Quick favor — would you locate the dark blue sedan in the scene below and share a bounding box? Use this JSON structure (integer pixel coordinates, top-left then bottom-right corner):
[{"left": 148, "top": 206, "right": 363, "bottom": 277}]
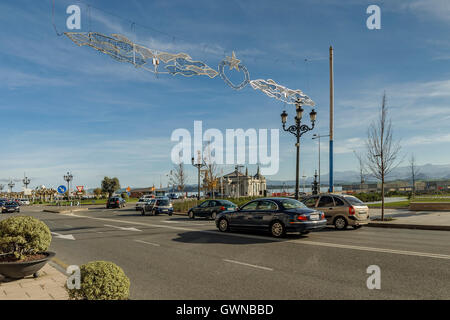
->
[
  {"left": 1, "top": 201, "right": 20, "bottom": 213},
  {"left": 215, "top": 197, "right": 326, "bottom": 237}
]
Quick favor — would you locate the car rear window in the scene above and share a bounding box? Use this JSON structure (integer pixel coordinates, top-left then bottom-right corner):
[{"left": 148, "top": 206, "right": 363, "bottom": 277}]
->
[
  {"left": 219, "top": 200, "right": 236, "bottom": 207},
  {"left": 344, "top": 196, "right": 364, "bottom": 205},
  {"left": 280, "top": 199, "right": 307, "bottom": 209}
]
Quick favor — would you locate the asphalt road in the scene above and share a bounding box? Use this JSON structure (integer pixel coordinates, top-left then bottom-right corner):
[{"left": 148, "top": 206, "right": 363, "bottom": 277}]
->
[{"left": 2, "top": 205, "right": 449, "bottom": 299}]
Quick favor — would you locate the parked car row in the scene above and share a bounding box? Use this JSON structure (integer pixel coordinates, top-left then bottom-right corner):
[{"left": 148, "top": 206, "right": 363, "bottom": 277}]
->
[
  {"left": 107, "top": 193, "right": 370, "bottom": 238},
  {"left": 0, "top": 198, "right": 30, "bottom": 206},
  {"left": 194, "top": 194, "right": 369, "bottom": 237}
]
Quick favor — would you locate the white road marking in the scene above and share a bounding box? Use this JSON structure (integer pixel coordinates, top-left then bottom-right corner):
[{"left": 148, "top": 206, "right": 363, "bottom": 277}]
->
[
  {"left": 287, "top": 240, "right": 450, "bottom": 260},
  {"left": 134, "top": 239, "right": 160, "bottom": 247},
  {"left": 164, "top": 220, "right": 211, "bottom": 226},
  {"left": 51, "top": 232, "right": 75, "bottom": 240},
  {"left": 104, "top": 224, "right": 142, "bottom": 232},
  {"left": 223, "top": 259, "right": 273, "bottom": 271},
  {"left": 64, "top": 225, "right": 73, "bottom": 228},
  {"left": 66, "top": 213, "right": 450, "bottom": 260}
]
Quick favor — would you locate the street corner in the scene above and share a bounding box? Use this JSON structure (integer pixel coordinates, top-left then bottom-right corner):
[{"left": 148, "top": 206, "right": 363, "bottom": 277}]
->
[{"left": 0, "top": 264, "right": 69, "bottom": 300}]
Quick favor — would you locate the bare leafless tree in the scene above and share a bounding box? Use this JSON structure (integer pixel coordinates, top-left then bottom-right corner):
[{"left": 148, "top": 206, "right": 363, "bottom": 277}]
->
[
  {"left": 169, "top": 158, "right": 188, "bottom": 198},
  {"left": 353, "top": 150, "right": 366, "bottom": 192},
  {"left": 366, "top": 93, "right": 402, "bottom": 220},
  {"left": 409, "top": 154, "right": 420, "bottom": 198},
  {"left": 202, "top": 141, "right": 219, "bottom": 199}
]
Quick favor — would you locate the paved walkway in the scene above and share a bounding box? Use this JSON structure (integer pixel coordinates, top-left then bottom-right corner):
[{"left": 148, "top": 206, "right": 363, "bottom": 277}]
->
[
  {"left": 0, "top": 263, "right": 68, "bottom": 300},
  {"left": 368, "top": 208, "right": 450, "bottom": 231}
]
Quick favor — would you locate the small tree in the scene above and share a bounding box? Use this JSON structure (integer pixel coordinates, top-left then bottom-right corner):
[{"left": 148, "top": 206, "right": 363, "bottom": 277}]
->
[
  {"left": 353, "top": 150, "right": 367, "bottom": 192},
  {"left": 366, "top": 93, "right": 402, "bottom": 221},
  {"left": 169, "top": 160, "right": 188, "bottom": 197},
  {"left": 202, "top": 142, "right": 219, "bottom": 199},
  {"left": 410, "top": 154, "right": 420, "bottom": 198},
  {"left": 101, "top": 177, "right": 121, "bottom": 199},
  {"left": 93, "top": 188, "right": 103, "bottom": 199}
]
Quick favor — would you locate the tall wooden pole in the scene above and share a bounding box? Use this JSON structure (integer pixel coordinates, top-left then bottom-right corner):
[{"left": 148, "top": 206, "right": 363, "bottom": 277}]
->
[{"left": 329, "top": 46, "right": 334, "bottom": 193}]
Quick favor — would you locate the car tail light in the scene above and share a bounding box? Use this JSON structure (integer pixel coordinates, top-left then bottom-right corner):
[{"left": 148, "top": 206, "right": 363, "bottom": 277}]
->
[
  {"left": 220, "top": 206, "right": 225, "bottom": 211},
  {"left": 297, "top": 215, "right": 308, "bottom": 221},
  {"left": 116, "top": 200, "right": 120, "bottom": 204},
  {"left": 321, "top": 212, "right": 325, "bottom": 219},
  {"left": 349, "top": 206, "right": 355, "bottom": 215}
]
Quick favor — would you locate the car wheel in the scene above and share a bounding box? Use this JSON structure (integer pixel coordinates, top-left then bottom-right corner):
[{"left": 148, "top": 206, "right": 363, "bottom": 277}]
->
[
  {"left": 218, "top": 218, "right": 229, "bottom": 232},
  {"left": 211, "top": 211, "right": 217, "bottom": 220},
  {"left": 168, "top": 212, "right": 173, "bottom": 216},
  {"left": 270, "top": 221, "right": 286, "bottom": 238},
  {"left": 334, "top": 217, "right": 348, "bottom": 230},
  {"left": 150, "top": 209, "right": 155, "bottom": 216},
  {"left": 188, "top": 211, "right": 194, "bottom": 219},
  {"left": 141, "top": 209, "right": 145, "bottom": 216}
]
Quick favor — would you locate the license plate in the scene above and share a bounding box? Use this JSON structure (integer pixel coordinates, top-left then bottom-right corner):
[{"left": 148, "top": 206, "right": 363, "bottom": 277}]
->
[{"left": 310, "top": 214, "right": 319, "bottom": 220}]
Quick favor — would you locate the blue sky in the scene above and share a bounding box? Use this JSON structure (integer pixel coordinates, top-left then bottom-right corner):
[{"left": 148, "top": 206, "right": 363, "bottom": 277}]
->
[{"left": 1, "top": 0, "right": 450, "bottom": 190}]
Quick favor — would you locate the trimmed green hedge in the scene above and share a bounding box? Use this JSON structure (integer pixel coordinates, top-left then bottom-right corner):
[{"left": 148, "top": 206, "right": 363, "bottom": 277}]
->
[
  {"left": 0, "top": 216, "right": 52, "bottom": 260},
  {"left": 66, "top": 261, "right": 130, "bottom": 300}
]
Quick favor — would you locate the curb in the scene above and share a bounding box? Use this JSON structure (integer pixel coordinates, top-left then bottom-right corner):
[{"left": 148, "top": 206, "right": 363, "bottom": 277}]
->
[
  {"left": 42, "top": 208, "right": 89, "bottom": 214},
  {"left": 367, "top": 222, "right": 450, "bottom": 231}
]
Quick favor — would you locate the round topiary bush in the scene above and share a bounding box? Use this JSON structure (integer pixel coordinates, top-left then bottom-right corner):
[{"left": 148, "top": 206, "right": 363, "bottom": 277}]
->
[
  {"left": 67, "top": 261, "right": 130, "bottom": 300},
  {"left": 0, "top": 216, "right": 52, "bottom": 260}
]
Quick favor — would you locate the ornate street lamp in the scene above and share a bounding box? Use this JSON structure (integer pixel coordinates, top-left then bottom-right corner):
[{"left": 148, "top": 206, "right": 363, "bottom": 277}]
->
[
  {"left": 191, "top": 151, "right": 206, "bottom": 200},
  {"left": 64, "top": 171, "right": 73, "bottom": 200},
  {"left": 23, "top": 176, "right": 31, "bottom": 189},
  {"left": 8, "top": 179, "right": 15, "bottom": 194},
  {"left": 281, "top": 99, "right": 317, "bottom": 200}
]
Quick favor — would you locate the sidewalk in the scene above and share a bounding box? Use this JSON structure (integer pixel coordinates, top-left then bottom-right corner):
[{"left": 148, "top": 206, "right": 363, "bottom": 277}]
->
[
  {"left": 0, "top": 262, "right": 68, "bottom": 300},
  {"left": 368, "top": 209, "right": 450, "bottom": 231}
]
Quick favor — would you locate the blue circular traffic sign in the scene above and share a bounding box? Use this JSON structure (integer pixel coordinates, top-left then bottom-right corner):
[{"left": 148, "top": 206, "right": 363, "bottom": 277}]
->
[{"left": 57, "top": 185, "right": 67, "bottom": 194}]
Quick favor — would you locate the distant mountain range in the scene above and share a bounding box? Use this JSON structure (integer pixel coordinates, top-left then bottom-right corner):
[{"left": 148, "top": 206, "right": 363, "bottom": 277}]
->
[
  {"left": 85, "top": 163, "right": 450, "bottom": 193},
  {"left": 267, "top": 163, "right": 450, "bottom": 186}
]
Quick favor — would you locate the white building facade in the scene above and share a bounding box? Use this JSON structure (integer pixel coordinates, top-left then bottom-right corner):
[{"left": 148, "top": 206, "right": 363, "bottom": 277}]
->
[{"left": 222, "top": 166, "right": 267, "bottom": 197}]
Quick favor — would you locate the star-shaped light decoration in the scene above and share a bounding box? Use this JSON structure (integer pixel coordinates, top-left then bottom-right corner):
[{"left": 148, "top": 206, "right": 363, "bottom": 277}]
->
[{"left": 226, "top": 51, "right": 241, "bottom": 71}]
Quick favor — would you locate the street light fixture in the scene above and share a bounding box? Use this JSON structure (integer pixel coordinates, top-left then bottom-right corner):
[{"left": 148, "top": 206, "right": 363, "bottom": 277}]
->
[
  {"left": 64, "top": 171, "right": 73, "bottom": 200},
  {"left": 281, "top": 99, "right": 317, "bottom": 200},
  {"left": 8, "top": 179, "right": 15, "bottom": 195},
  {"left": 191, "top": 151, "right": 206, "bottom": 200},
  {"left": 312, "top": 133, "right": 330, "bottom": 192}
]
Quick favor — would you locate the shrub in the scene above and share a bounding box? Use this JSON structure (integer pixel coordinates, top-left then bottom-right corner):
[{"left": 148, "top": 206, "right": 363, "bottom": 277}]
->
[
  {"left": 0, "top": 216, "right": 52, "bottom": 260},
  {"left": 67, "top": 261, "right": 130, "bottom": 300}
]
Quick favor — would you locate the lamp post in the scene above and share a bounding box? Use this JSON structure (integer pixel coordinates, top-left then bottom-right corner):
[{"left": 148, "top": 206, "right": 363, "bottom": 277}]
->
[
  {"left": 281, "top": 99, "right": 317, "bottom": 200},
  {"left": 312, "top": 133, "right": 329, "bottom": 193},
  {"left": 191, "top": 150, "right": 206, "bottom": 200},
  {"left": 22, "top": 176, "right": 31, "bottom": 199},
  {"left": 64, "top": 171, "right": 73, "bottom": 200},
  {"left": 235, "top": 165, "right": 244, "bottom": 198},
  {"left": 8, "top": 180, "right": 15, "bottom": 196}
]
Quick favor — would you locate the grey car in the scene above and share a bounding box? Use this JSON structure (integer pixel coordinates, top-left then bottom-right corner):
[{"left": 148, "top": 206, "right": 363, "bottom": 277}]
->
[
  {"left": 301, "top": 194, "right": 369, "bottom": 230},
  {"left": 215, "top": 197, "right": 327, "bottom": 237}
]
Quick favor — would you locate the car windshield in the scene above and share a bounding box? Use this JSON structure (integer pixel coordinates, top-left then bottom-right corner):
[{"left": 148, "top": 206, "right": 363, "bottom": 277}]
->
[
  {"left": 280, "top": 199, "right": 307, "bottom": 209},
  {"left": 344, "top": 196, "right": 365, "bottom": 205},
  {"left": 157, "top": 199, "right": 170, "bottom": 206}
]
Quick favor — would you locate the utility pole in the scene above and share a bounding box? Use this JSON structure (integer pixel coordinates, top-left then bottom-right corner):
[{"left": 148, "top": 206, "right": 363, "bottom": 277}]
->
[{"left": 329, "top": 46, "right": 334, "bottom": 193}]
